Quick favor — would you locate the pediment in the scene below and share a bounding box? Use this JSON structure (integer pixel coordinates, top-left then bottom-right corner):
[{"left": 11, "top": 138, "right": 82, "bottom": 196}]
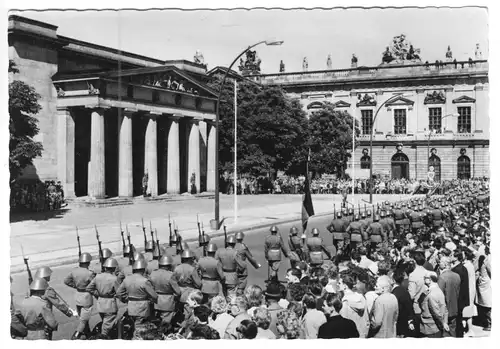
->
[
  {"left": 307, "top": 101, "right": 324, "bottom": 109},
  {"left": 333, "top": 100, "right": 351, "bottom": 108},
  {"left": 356, "top": 93, "right": 377, "bottom": 107},
  {"left": 386, "top": 95, "right": 415, "bottom": 107},
  {"left": 453, "top": 95, "right": 476, "bottom": 104}
]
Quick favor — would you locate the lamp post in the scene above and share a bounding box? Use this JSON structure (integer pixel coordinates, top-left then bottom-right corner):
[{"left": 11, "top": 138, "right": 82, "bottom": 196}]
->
[{"left": 213, "top": 40, "right": 284, "bottom": 230}]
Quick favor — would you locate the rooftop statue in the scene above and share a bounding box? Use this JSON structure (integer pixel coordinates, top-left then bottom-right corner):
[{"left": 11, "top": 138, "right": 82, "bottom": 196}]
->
[
  {"left": 326, "top": 54, "right": 332, "bottom": 69},
  {"left": 475, "top": 43, "right": 483, "bottom": 60},
  {"left": 351, "top": 53, "right": 358, "bottom": 68},
  {"left": 238, "top": 49, "right": 262, "bottom": 75},
  {"left": 303, "top": 57, "right": 308, "bottom": 72},
  {"left": 194, "top": 49, "right": 205, "bottom": 65},
  {"left": 445, "top": 45, "right": 453, "bottom": 61},
  {"left": 382, "top": 34, "right": 421, "bottom": 64},
  {"left": 279, "top": 60, "right": 285, "bottom": 73}
]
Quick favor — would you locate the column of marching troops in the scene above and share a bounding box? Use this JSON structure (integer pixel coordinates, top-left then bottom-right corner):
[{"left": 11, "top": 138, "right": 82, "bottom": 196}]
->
[{"left": 10, "top": 184, "right": 490, "bottom": 340}]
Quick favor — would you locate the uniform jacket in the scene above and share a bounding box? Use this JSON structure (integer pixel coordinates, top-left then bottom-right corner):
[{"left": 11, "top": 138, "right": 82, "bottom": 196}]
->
[
  {"left": 346, "top": 221, "right": 368, "bottom": 241},
  {"left": 19, "top": 295, "right": 58, "bottom": 333},
  {"left": 171, "top": 263, "right": 202, "bottom": 302},
  {"left": 215, "top": 247, "right": 245, "bottom": 285},
  {"left": 86, "top": 271, "right": 120, "bottom": 314},
  {"left": 304, "top": 236, "right": 331, "bottom": 260},
  {"left": 264, "top": 234, "right": 289, "bottom": 261},
  {"left": 116, "top": 273, "right": 158, "bottom": 317},
  {"left": 366, "top": 222, "right": 387, "bottom": 241},
  {"left": 235, "top": 242, "right": 260, "bottom": 270},
  {"left": 369, "top": 292, "right": 399, "bottom": 338},
  {"left": 43, "top": 286, "right": 73, "bottom": 317},
  {"left": 64, "top": 266, "right": 95, "bottom": 307},
  {"left": 149, "top": 268, "right": 179, "bottom": 312},
  {"left": 437, "top": 270, "right": 461, "bottom": 318},
  {"left": 146, "top": 259, "right": 159, "bottom": 276},
  {"left": 196, "top": 256, "right": 225, "bottom": 295}
]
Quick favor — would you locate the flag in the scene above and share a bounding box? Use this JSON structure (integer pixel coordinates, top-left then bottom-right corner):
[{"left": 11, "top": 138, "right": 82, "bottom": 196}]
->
[{"left": 302, "top": 175, "right": 315, "bottom": 232}]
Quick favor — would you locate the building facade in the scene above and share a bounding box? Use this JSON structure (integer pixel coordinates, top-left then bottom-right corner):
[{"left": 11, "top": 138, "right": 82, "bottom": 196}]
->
[
  {"left": 257, "top": 58, "right": 489, "bottom": 181},
  {"left": 8, "top": 15, "right": 217, "bottom": 199}
]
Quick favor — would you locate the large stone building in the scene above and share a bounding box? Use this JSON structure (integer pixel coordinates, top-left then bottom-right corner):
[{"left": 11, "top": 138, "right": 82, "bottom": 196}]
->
[
  {"left": 8, "top": 15, "right": 217, "bottom": 199},
  {"left": 257, "top": 52, "right": 489, "bottom": 181}
]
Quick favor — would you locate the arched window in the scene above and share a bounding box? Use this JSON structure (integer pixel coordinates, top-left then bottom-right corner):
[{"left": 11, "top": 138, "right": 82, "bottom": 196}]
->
[
  {"left": 457, "top": 155, "right": 471, "bottom": 179},
  {"left": 391, "top": 153, "right": 410, "bottom": 179},
  {"left": 428, "top": 155, "right": 441, "bottom": 181},
  {"left": 360, "top": 155, "right": 371, "bottom": 169}
]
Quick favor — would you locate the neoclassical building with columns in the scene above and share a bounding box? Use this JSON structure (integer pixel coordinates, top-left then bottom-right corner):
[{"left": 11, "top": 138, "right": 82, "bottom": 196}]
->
[{"left": 9, "top": 15, "right": 217, "bottom": 199}]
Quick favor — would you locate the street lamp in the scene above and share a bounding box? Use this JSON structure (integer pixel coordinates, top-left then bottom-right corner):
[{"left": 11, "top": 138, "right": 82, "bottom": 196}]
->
[{"left": 213, "top": 40, "right": 284, "bottom": 230}]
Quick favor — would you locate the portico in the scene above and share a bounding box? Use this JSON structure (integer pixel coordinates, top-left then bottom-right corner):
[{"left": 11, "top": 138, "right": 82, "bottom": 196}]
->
[{"left": 54, "top": 66, "right": 217, "bottom": 199}]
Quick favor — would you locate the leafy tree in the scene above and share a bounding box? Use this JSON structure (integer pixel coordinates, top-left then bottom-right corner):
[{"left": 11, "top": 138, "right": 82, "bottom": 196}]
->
[
  {"left": 9, "top": 60, "right": 43, "bottom": 184},
  {"left": 307, "top": 103, "right": 359, "bottom": 178}
]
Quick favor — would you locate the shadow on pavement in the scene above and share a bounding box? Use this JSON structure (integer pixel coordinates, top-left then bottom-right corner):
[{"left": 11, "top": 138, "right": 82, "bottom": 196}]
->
[{"left": 9, "top": 207, "right": 71, "bottom": 223}]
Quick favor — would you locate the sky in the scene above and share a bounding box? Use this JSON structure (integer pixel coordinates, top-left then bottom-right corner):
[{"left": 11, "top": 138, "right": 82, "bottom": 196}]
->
[{"left": 11, "top": 7, "right": 489, "bottom": 74}]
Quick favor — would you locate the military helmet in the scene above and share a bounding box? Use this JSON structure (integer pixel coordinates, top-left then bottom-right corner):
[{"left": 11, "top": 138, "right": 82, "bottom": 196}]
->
[
  {"left": 152, "top": 245, "right": 161, "bottom": 258},
  {"left": 181, "top": 241, "right": 190, "bottom": 251},
  {"left": 235, "top": 231, "right": 245, "bottom": 240},
  {"left": 336, "top": 211, "right": 342, "bottom": 219},
  {"left": 227, "top": 235, "right": 237, "bottom": 244},
  {"left": 270, "top": 226, "right": 279, "bottom": 233},
  {"left": 380, "top": 211, "right": 386, "bottom": 218},
  {"left": 30, "top": 278, "right": 49, "bottom": 291},
  {"left": 181, "top": 249, "right": 195, "bottom": 259},
  {"left": 132, "top": 259, "right": 148, "bottom": 270},
  {"left": 201, "top": 234, "right": 211, "bottom": 244},
  {"left": 385, "top": 201, "right": 390, "bottom": 205},
  {"left": 206, "top": 243, "right": 218, "bottom": 253},
  {"left": 373, "top": 215, "right": 380, "bottom": 222},
  {"left": 290, "top": 226, "right": 299, "bottom": 235},
  {"left": 103, "top": 258, "right": 118, "bottom": 269},
  {"left": 35, "top": 266, "right": 53, "bottom": 279},
  {"left": 145, "top": 240, "right": 154, "bottom": 251},
  {"left": 123, "top": 245, "right": 132, "bottom": 255},
  {"left": 348, "top": 208, "right": 354, "bottom": 215},
  {"left": 367, "top": 210, "right": 372, "bottom": 217},
  {"left": 342, "top": 208, "right": 348, "bottom": 215},
  {"left": 79, "top": 252, "right": 92, "bottom": 264},
  {"left": 159, "top": 255, "right": 174, "bottom": 266},
  {"left": 133, "top": 252, "right": 145, "bottom": 262},
  {"left": 102, "top": 248, "right": 113, "bottom": 259},
  {"left": 311, "top": 228, "right": 320, "bottom": 236},
  {"left": 361, "top": 212, "right": 366, "bottom": 219},
  {"left": 354, "top": 214, "right": 360, "bottom": 221}
]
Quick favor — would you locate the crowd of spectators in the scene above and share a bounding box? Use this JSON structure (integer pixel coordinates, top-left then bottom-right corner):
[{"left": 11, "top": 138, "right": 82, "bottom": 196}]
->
[{"left": 10, "top": 180, "right": 65, "bottom": 212}]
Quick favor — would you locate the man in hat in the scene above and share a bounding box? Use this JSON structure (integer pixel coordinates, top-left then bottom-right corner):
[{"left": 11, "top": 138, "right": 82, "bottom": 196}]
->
[
  {"left": 264, "top": 225, "right": 289, "bottom": 281},
  {"left": 91, "top": 248, "right": 113, "bottom": 274},
  {"left": 264, "top": 281, "right": 285, "bottom": 337},
  {"left": 216, "top": 235, "right": 245, "bottom": 296},
  {"left": 235, "top": 231, "right": 261, "bottom": 294},
  {"left": 18, "top": 278, "right": 59, "bottom": 340},
  {"left": 304, "top": 228, "right": 333, "bottom": 267},
  {"left": 63, "top": 252, "right": 96, "bottom": 339},
  {"left": 149, "top": 255, "right": 180, "bottom": 326},
  {"left": 170, "top": 249, "right": 202, "bottom": 304},
  {"left": 196, "top": 243, "right": 225, "bottom": 303},
  {"left": 86, "top": 258, "right": 120, "bottom": 338},
  {"left": 116, "top": 259, "right": 158, "bottom": 334}
]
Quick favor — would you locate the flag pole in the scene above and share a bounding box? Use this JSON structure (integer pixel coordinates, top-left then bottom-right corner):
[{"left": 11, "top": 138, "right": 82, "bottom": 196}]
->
[{"left": 234, "top": 80, "right": 238, "bottom": 223}]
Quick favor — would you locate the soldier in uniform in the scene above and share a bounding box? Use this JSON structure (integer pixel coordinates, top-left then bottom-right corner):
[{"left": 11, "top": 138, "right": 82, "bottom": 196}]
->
[
  {"left": 63, "top": 252, "right": 96, "bottom": 339},
  {"left": 393, "top": 204, "right": 406, "bottom": 236},
  {"left": 146, "top": 244, "right": 164, "bottom": 276},
  {"left": 345, "top": 214, "right": 368, "bottom": 255},
  {"left": 170, "top": 249, "right": 202, "bottom": 304},
  {"left": 85, "top": 258, "right": 120, "bottom": 338},
  {"left": 116, "top": 259, "right": 158, "bottom": 335},
  {"left": 359, "top": 212, "right": 369, "bottom": 232},
  {"left": 117, "top": 245, "right": 133, "bottom": 278},
  {"left": 92, "top": 248, "right": 113, "bottom": 274},
  {"left": 379, "top": 210, "right": 396, "bottom": 241},
  {"left": 288, "top": 226, "right": 305, "bottom": 268},
  {"left": 144, "top": 240, "right": 155, "bottom": 262},
  {"left": 119, "top": 251, "right": 146, "bottom": 283},
  {"left": 18, "top": 278, "right": 59, "bottom": 340},
  {"left": 196, "top": 243, "right": 225, "bottom": 303},
  {"left": 149, "top": 255, "right": 180, "bottom": 326},
  {"left": 327, "top": 211, "right": 348, "bottom": 264},
  {"left": 431, "top": 202, "right": 445, "bottom": 228},
  {"left": 264, "top": 226, "right": 289, "bottom": 282},
  {"left": 365, "top": 209, "right": 374, "bottom": 225},
  {"left": 235, "top": 231, "right": 261, "bottom": 294},
  {"left": 401, "top": 202, "right": 412, "bottom": 231},
  {"left": 410, "top": 206, "right": 425, "bottom": 235},
  {"left": 215, "top": 235, "right": 245, "bottom": 297},
  {"left": 365, "top": 215, "right": 387, "bottom": 256},
  {"left": 163, "top": 233, "right": 179, "bottom": 259},
  {"left": 304, "top": 228, "right": 332, "bottom": 267},
  {"left": 194, "top": 234, "right": 211, "bottom": 261}
]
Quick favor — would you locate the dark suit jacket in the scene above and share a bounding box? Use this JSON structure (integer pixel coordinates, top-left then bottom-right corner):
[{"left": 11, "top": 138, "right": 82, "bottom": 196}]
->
[
  {"left": 451, "top": 263, "right": 470, "bottom": 312},
  {"left": 392, "top": 285, "right": 415, "bottom": 336},
  {"left": 318, "top": 315, "right": 360, "bottom": 339}
]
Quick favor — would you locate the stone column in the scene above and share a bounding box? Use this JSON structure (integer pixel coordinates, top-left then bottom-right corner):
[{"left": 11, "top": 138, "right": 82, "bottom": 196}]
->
[
  {"left": 57, "top": 108, "right": 75, "bottom": 198},
  {"left": 187, "top": 119, "right": 201, "bottom": 194},
  {"left": 206, "top": 122, "right": 216, "bottom": 192},
  {"left": 144, "top": 113, "right": 158, "bottom": 197},
  {"left": 118, "top": 109, "right": 134, "bottom": 197},
  {"left": 88, "top": 108, "right": 106, "bottom": 199},
  {"left": 167, "top": 116, "right": 181, "bottom": 194}
]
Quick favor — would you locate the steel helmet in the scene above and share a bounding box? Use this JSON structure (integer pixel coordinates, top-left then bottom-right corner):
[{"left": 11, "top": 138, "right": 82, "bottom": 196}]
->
[
  {"left": 373, "top": 215, "right": 380, "bottom": 222},
  {"left": 227, "top": 235, "right": 237, "bottom": 244},
  {"left": 181, "top": 250, "right": 195, "bottom": 259},
  {"left": 206, "top": 243, "right": 218, "bottom": 253},
  {"left": 123, "top": 245, "right": 132, "bottom": 255},
  {"left": 133, "top": 252, "right": 145, "bottom": 262},
  {"left": 336, "top": 211, "right": 342, "bottom": 219},
  {"left": 290, "top": 226, "right": 299, "bottom": 235},
  {"left": 103, "top": 258, "right": 118, "bottom": 269},
  {"left": 311, "top": 228, "right": 320, "bottom": 236},
  {"left": 79, "top": 252, "right": 92, "bottom": 264},
  {"left": 348, "top": 208, "right": 354, "bottom": 215},
  {"left": 235, "top": 232, "right": 245, "bottom": 240},
  {"left": 35, "top": 267, "right": 53, "bottom": 279},
  {"left": 380, "top": 211, "right": 386, "bottom": 218},
  {"left": 270, "top": 226, "right": 279, "bottom": 233},
  {"left": 361, "top": 212, "right": 366, "bottom": 219},
  {"left": 354, "top": 214, "right": 360, "bottom": 221},
  {"left": 145, "top": 240, "right": 154, "bottom": 251},
  {"left": 132, "top": 259, "right": 148, "bottom": 270},
  {"left": 159, "top": 255, "right": 174, "bottom": 266},
  {"left": 102, "top": 248, "right": 113, "bottom": 259},
  {"left": 367, "top": 210, "right": 372, "bottom": 217},
  {"left": 30, "top": 278, "right": 49, "bottom": 291},
  {"left": 342, "top": 208, "right": 348, "bottom": 215},
  {"left": 181, "top": 241, "right": 190, "bottom": 251},
  {"left": 385, "top": 201, "right": 390, "bottom": 205},
  {"left": 152, "top": 245, "right": 161, "bottom": 258}
]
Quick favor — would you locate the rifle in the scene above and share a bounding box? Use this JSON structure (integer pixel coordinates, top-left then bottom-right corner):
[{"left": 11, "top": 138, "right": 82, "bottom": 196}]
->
[
  {"left": 155, "top": 229, "right": 161, "bottom": 257},
  {"left": 197, "top": 214, "right": 202, "bottom": 247},
  {"left": 201, "top": 222, "right": 207, "bottom": 257},
  {"left": 95, "top": 225, "right": 105, "bottom": 272},
  {"left": 20, "top": 244, "right": 33, "bottom": 285},
  {"left": 224, "top": 225, "right": 228, "bottom": 248},
  {"left": 120, "top": 221, "right": 126, "bottom": 253},
  {"left": 141, "top": 218, "right": 147, "bottom": 250},
  {"left": 126, "top": 225, "right": 135, "bottom": 265},
  {"left": 168, "top": 214, "right": 173, "bottom": 247},
  {"left": 76, "top": 226, "right": 82, "bottom": 258},
  {"left": 149, "top": 220, "right": 155, "bottom": 251}
]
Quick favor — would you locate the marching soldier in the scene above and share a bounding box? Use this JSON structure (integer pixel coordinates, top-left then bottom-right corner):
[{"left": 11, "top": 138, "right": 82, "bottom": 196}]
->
[
  {"left": 196, "top": 243, "right": 225, "bottom": 303},
  {"left": 149, "top": 255, "right": 180, "bottom": 326},
  {"left": 235, "top": 231, "right": 261, "bottom": 294},
  {"left": 146, "top": 244, "right": 164, "bottom": 276},
  {"left": 366, "top": 215, "right": 387, "bottom": 255},
  {"left": 85, "top": 258, "right": 120, "bottom": 338},
  {"left": 345, "top": 214, "right": 368, "bottom": 254},
  {"left": 172, "top": 241, "right": 190, "bottom": 266},
  {"left": 393, "top": 204, "right": 406, "bottom": 235},
  {"left": 194, "top": 234, "right": 211, "bottom": 260},
  {"left": 304, "top": 228, "right": 332, "bottom": 267},
  {"left": 163, "top": 233, "right": 178, "bottom": 259},
  {"left": 170, "top": 249, "right": 202, "bottom": 304},
  {"left": 119, "top": 251, "right": 146, "bottom": 283},
  {"left": 359, "top": 212, "right": 369, "bottom": 232},
  {"left": 379, "top": 210, "right": 396, "bottom": 241},
  {"left": 18, "top": 278, "right": 59, "bottom": 340},
  {"left": 327, "top": 211, "right": 348, "bottom": 264},
  {"left": 264, "top": 226, "right": 289, "bottom": 282},
  {"left": 117, "top": 245, "right": 132, "bottom": 277},
  {"left": 431, "top": 202, "right": 445, "bottom": 228},
  {"left": 144, "top": 240, "right": 155, "bottom": 262},
  {"left": 288, "top": 226, "right": 305, "bottom": 268},
  {"left": 116, "top": 259, "right": 158, "bottom": 335},
  {"left": 365, "top": 209, "right": 374, "bottom": 225},
  {"left": 215, "top": 235, "right": 245, "bottom": 296},
  {"left": 63, "top": 252, "right": 96, "bottom": 339}
]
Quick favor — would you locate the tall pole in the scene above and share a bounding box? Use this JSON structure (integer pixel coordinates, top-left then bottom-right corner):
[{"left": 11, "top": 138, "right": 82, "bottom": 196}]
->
[
  {"left": 234, "top": 80, "right": 238, "bottom": 223},
  {"left": 351, "top": 116, "right": 356, "bottom": 205}
]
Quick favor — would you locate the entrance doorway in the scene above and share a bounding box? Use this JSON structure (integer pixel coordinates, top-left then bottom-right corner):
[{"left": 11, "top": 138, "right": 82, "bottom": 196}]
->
[{"left": 391, "top": 153, "right": 410, "bottom": 179}]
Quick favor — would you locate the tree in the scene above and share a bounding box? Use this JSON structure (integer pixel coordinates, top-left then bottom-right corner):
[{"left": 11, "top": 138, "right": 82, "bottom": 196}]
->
[
  {"left": 307, "top": 103, "right": 359, "bottom": 178},
  {"left": 9, "top": 60, "right": 43, "bottom": 184}
]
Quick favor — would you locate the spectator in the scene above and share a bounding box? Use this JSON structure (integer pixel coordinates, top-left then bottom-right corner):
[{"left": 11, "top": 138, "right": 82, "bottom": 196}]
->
[
  {"left": 301, "top": 293, "right": 327, "bottom": 339},
  {"left": 188, "top": 306, "right": 220, "bottom": 339},
  {"left": 437, "top": 256, "right": 461, "bottom": 337},
  {"left": 318, "top": 292, "right": 359, "bottom": 338},
  {"left": 420, "top": 271, "right": 448, "bottom": 337},
  {"left": 224, "top": 296, "right": 250, "bottom": 339},
  {"left": 236, "top": 319, "right": 258, "bottom": 339},
  {"left": 369, "top": 275, "right": 399, "bottom": 338},
  {"left": 252, "top": 307, "right": 276, "bottom": 339},
  {"left": 339, "top": 274, "right": 369, "bottom": 338},
  {"left": 208, "top": 295, "right": 233, "bottom": 338},
  {"left": 391, "top": 268, "right": 415, "bottom": 337}
]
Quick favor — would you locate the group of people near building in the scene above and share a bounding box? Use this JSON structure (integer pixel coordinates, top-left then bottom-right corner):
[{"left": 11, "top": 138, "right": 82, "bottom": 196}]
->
[
  {"left": 10, "top": 179, "right": 490, "bottom": 340},
  {"left": 10, "top": 181, "right": 65, "bottom": 213}
]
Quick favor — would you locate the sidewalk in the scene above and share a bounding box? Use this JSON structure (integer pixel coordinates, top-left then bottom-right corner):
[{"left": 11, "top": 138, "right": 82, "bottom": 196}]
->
[{"left": 10, "top": 193, "right": 416, "bottom": 272}]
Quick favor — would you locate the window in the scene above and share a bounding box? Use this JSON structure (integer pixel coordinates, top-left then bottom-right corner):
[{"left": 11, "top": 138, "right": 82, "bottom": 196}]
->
[
  {"left": 360, "top": 155, "right": 371, "bottom": 169},
  {"left": 457, "top": 155, "right": 471, "bottom": 179},
  {"left": 428, "top": 155, "right": 441, "bottom": 181},
  {"left": 428, "top": 108, "right": 442, "bottom": 133},
  {"left": 394, "top": 109, "right": 407, "bottom": 134},
  {"left": 457, "top": 107, "right": 472, "bottom": 133},
  {"left": 361, "top": 110, "right": 373, "bottom": 135}
]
